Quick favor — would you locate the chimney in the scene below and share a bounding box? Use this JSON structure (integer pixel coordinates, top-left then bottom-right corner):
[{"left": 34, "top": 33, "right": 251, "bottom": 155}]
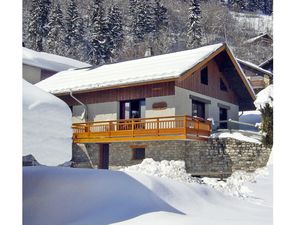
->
[{"left": 144, "top": 47, "right": 153, "bottom": 57}]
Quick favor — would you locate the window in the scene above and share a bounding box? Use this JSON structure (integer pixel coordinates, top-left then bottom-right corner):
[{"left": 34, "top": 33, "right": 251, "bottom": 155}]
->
[
  {"left": 220, "top": 78, "right": 228, "bottom": 91},
  {"left": 132, "top": 148, "right": 145, "bottom": 160},
  {"left": 200, "top": 67, "right": 208, "bottom": 85},
  {"left": 192, "top": 100, "right": 205, "bottom": 119},
  {"left": 120, "top": 99, "right": 145, "bottom": 119},
  {"left": 219, "top": 107, "right": 228, "bottom": 129}
]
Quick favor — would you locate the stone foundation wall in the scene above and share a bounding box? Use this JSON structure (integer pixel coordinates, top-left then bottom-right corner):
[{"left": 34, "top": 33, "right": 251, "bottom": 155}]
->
[
  {"left": 72, "top": 143, "right": 100, "bottom": 168},
  {"left": 72, "top": 138, "right": 271, "bottom": 177}
]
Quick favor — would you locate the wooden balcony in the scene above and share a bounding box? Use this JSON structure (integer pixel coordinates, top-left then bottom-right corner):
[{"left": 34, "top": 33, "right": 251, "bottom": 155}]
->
[{"left": 72, "top": 115, "right": 212, "bottom": 143}]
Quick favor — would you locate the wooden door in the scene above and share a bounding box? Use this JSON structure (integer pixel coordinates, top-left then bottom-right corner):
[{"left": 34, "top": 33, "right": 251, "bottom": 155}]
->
[{"left": 98, "top": 144, "right": 109, "bottom": 169}]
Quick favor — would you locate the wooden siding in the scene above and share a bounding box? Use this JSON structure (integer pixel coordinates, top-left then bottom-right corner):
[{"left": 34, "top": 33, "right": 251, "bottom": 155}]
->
[
  {"left": 60, "top": 81, "right": 175, "bottom": 106},
  {"left": 176, "top": 60, "right": 239, "bottom": 105}
]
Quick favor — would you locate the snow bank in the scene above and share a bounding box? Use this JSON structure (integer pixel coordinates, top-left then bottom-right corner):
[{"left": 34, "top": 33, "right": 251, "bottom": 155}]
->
[
  {"left": 23, "top": 47, "right": 90, "bottom": 72},
  {"left": 23, "top": 166, "right": 272, "bottom": 225},
  {"left": 120, "top": 158, "right": 197, "bottom": 183},
  {"left": 211, "top": 131, "right": 261, "bottom": 144},
  {"left": 254, "top": 84, "right": 273, "bottom": 109},
  {"left": 23, "top": 80, "right": 72, "bottom": 166}
]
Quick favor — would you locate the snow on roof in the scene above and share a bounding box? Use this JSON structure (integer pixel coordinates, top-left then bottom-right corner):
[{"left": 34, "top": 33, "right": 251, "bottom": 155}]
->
[
  {"left": 23, "top": 47, "right": 91, "bottom": 72},
  {"left": 35, "top": 43, "right": 224, "bottom": 94},
  {"left": 243, "top": 33, "right": 273, "bottom": 44},
  {"left": 237, "top": 58, "right": 273, "bottom": 77}
]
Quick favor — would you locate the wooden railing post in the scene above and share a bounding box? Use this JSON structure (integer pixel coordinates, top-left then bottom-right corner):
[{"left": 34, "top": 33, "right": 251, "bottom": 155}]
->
[
  {"left": 183, "top": 115, "right": 187, "bottom": 137},
  {"left": 157, "top": 118, "right": 159, "bottom": 136},
  {"left": 108, "top": 121, "right": 112, "bottom": 137},
  {"left": 132, "top": 119, "right": 134, "bottom": 137}
]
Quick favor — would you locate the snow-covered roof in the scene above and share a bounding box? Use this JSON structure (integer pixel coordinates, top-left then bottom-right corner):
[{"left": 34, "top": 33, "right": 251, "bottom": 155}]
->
[
  {"left": 23, "top": 47, "right": 91, "bottom": 72},
  {"left": 36, "top": 43, "right": 224, "bottom": 94},
  {"left": 259, "top": 57, "right": 273, "bottom": 67},
  {"left": 237, "top": 58, "right": 273, "bottom": 77},
  {"left": 243, "top": 33, "right": 273, "bottom": 44}
]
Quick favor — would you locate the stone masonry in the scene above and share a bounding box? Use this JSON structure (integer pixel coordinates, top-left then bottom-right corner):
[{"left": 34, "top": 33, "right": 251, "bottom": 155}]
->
[{"left": 72, "top": 138, "right": 271, "bottom": 177}]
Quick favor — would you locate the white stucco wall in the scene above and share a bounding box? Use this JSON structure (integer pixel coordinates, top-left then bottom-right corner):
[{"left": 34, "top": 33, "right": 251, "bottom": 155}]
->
[
  {"left": 71, "top": 88, "right": 239, "bottom": 127},
  {"left": 72, "top": 102, "right": 118, "bottom": 123},
  {"left": 145, "top": 96, "right": 176, "bottom": 118},
  {"left": 23, "top": 64, "right": 41, "bottom": 84},
  {"left": 175, "top": 87, "right": 239, "bottom": 127}
]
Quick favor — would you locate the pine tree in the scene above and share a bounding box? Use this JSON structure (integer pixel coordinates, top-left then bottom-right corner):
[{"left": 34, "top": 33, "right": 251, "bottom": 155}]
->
[
  {"left": 46, "top": 2, "right": 65, "bottom": 55},
  {"left": 65, "top": 0, "right": 84, "bottom": 59},
  {"left": 260, "top": 103, "right": 273, "bottom": 148},
  {"left": 187, "top": 0, "right": 203, "bottom": 48},
  {"left": 27, "top": 0, "right": 51, "bottom": 51},
  {"left": 87, "top": 0, "right": 111, "bottom": 65},
  {"left": 107, "top": 5, "right": 124, "bottom": 58},
  {"left": 130, "top": 0, "right": 155, "bottom": 43},
  {"left": 153, "top": 0, "right": 168, "bottom": 37},
  {"left": 264, "top": 0, "right": 273, "bottom": 15}
]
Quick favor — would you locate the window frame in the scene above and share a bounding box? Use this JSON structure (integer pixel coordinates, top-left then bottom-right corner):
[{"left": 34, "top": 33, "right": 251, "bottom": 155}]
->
[
  {"left": 200, "top": 67, "right": 208, "bottom": 85},
  {"left": 131, "top": 147, "right": 145, "bottom": 160}
]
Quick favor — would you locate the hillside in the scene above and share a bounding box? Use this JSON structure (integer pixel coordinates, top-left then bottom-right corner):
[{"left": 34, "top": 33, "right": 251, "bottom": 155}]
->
[{"left": 22, "top": 0, "right": 272, "bottom": 67}]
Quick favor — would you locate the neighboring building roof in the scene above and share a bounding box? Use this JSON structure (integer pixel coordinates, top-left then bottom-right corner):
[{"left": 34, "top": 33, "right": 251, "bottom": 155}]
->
[
  {"left": 259, "top": 57, "right": 273, "bottom": 71},
  {"left": 243, "top": 33, "right": 273, "bottom": 44},
  {"left": 36, "top": 43, "right": 254, "bottom": 99},
  {"left": 237, "top": 58, "right": 273, "bottom": 77},
  {"left": 23, "top": 47, "right": 91, "bottom": 72}
]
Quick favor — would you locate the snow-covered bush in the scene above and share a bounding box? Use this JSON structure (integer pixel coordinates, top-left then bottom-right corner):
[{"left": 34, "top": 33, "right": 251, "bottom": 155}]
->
[{"left": 254, "top": 85, "right": 273, "bottom": 148}]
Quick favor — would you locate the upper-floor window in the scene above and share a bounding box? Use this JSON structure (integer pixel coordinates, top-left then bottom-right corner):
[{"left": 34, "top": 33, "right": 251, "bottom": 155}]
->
[
  {"left": 200, "top": 67, "right": 208, "bottom": 85},
  {"left": 220, "top": 78, "right": 228, "bottom": 91}
]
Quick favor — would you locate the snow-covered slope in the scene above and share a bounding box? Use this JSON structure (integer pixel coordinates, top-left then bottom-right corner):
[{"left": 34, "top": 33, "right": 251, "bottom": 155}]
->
[
  {"left": 23, "top": 165, "right": 272, "bottom": 225},
  {"left": 23, "top": 80, "right": 72, "bottom": 166},
  {"left": 23, "top": 47, "right": 90, "bottom": 72},
  {"left": 231, "top": 12, "right": 273, "bottom": 33}
]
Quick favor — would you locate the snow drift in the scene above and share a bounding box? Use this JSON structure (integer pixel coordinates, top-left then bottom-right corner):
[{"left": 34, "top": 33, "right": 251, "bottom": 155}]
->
[
  {"left": 23, "top": 166, "right": 272, "bottom": 225},
  {"left": 23, "top": 80, "right": 72, "bottom": 166}
]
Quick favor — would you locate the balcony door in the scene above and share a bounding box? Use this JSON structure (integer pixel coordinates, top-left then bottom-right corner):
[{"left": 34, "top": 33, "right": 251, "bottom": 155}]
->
[
  {"left": 120, "top": 99, "right": 145, "bottom": 119},
  {"left": 192, "top": 100, "right": 205, "bottom": 119}
]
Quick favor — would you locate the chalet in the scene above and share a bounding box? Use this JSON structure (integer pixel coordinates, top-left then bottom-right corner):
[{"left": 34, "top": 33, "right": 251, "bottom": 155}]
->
[
  {"left": 23, "top": 47, "right": 90, "bottom": 84},
  {"left": 35, "top": 43, "right": 267, "bottom": 176},
  {"left": 237, "top": 58, "right": 273, "bottom": 93},
  {"left": 243, "top": 33, "right": 273, "bottom": 46}
]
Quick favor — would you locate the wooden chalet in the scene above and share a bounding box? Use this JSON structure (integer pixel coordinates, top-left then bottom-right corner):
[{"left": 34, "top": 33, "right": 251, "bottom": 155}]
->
[
  {"left": 36, "top": 43, "right": 255, "bottom": 144},
  {"left": 237, "top": 58, "right": 273, "bottom": 93}
]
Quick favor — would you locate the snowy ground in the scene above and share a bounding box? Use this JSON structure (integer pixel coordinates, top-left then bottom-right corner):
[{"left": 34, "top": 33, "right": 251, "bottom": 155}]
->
[{"left": 23, "top": 157, "right": 272, "bottom": 225}]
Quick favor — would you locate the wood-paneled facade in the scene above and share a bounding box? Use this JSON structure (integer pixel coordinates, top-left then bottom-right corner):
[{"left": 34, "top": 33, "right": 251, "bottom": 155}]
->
[
  {"left": 60, "top": 81, "right": 175, "bottom": 106},
  {"left": 175, "top": 60, "right": 239, "bottom": 105}
]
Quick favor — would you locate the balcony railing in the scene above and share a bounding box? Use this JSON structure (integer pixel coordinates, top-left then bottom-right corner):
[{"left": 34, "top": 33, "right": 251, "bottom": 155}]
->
[{"left": 72, "top": 115, "right": 212, "bottom": 143}]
